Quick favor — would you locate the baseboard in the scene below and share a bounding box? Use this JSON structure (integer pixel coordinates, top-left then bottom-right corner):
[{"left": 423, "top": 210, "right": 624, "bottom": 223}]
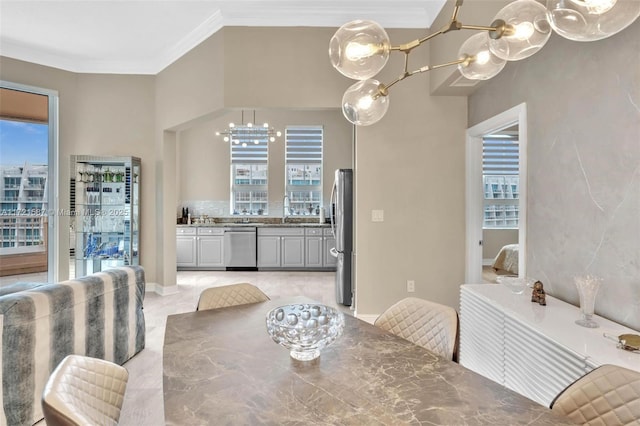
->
[
  {"left": 355, "top": 314, "right": 378, "bottom": 325},
  {"left": 146, "top": 282, "right": 180, "bottom": 296},
  {"left": 483, "top": 259, "right": 495, "bottom": 266}
]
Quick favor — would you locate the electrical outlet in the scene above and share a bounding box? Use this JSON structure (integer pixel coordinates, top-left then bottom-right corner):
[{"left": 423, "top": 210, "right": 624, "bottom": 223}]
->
[{"left": 407, "top": 280, "right": 415, "bottom": 293}]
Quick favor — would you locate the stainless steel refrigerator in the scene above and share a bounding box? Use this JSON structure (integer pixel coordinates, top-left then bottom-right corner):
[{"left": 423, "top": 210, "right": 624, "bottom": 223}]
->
[{"left": 330, "top": 169, "right": 353, "bottom": 306}]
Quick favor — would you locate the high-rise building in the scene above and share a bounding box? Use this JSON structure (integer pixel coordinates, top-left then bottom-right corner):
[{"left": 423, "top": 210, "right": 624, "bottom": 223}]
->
[{"left": 0, "top": 163, "right": 48, "bottom": 250}]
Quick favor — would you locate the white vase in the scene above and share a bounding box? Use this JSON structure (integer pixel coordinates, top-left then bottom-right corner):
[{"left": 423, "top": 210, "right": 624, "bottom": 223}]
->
[{"left": 574, "top": 275, "right": 602, "bottom": 328}]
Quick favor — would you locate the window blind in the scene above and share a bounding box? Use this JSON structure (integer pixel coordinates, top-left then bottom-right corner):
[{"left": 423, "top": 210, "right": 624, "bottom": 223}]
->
[
  {"left": 286, "top": 126, "right": 323, "bottom": 164},
  {"left": 230, "top": 126, "right": 269, "bottom": 164},
  {"left": 482, "top": 137, "right": 519, "bottom": 175}
]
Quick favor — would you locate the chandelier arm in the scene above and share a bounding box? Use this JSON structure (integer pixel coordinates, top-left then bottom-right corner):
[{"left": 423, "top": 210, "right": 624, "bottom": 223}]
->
[
  {"left": 451, "top": 0, "right": 465, "bottom": 21},
  {"left": 380, "top": 57, "right": 467, "bottom": 95}
]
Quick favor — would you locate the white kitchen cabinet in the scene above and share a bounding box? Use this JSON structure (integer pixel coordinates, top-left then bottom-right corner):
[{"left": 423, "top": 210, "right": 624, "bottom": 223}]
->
[
  {"left": 282, "top": 236, "right": 305, "bottom": 267},
  {"left": 177, "top": 227, "right": 225, "bottom": 269},
  {"left": 197, "top": 228, "right": 225, "bottom": 268},
  {"left": 323, "top": 228, "right": 337, "bottom": 268},
  {"left": 258, "top": 228, "right": 305, "bottom": 269},
  {"left": 257, "top": 235, "right": 281, "bottom": 268},
  {"left": 176, "top": 228, "right": 197, "bottom": 268},
  {"left": 305, "top": 228, "right": 323, "bottom": 268}
]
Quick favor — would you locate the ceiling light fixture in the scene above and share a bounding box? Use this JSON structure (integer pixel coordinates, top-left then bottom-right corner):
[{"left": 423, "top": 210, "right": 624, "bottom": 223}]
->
[
  {"left": 215, "top": 110, "right": 282, "bottom": 147},
  {"left": 329, "top": 0, "right": 640, "bottom": 126}
]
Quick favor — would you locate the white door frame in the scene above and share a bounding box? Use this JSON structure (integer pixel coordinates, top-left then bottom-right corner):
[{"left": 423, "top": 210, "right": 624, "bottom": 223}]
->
[{"left": 465, "top": 103, "right": 527, "bottom": 284}]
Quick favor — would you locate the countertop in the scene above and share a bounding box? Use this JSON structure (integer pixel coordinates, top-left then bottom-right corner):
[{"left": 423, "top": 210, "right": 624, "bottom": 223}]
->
[{"left": 176, "top": 222, "right": 331, "bottom": 228}]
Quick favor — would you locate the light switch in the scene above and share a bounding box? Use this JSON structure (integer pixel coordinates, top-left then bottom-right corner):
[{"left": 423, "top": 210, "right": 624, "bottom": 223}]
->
[{"left": 371, "top": 209, "right": 384, "bottom": 222}]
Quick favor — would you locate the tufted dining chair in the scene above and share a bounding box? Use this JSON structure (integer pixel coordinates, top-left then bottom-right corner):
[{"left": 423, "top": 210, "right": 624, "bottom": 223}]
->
[
  {"left": 42, "top": 354, "right": 129, "bottom": 426},
  {"left": 196, "top": 282, "right": 270, "bottom": 311},
  {"left": 550, "top": 364, "right": 640, "bottom": 425},
  {"left": 374, "top": 297, "right": 458, "bottom": 361}
]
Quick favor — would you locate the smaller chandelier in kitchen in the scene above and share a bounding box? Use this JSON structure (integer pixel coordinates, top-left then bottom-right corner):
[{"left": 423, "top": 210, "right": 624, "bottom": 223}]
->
[{"left": 215, "top": 110, "right": 282, "bottom": 147}]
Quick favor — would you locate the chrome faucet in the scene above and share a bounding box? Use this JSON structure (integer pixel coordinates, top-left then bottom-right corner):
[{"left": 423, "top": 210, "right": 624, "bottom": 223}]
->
[{"left": 282, "top": 195, "right": 290, "bottom": 223}]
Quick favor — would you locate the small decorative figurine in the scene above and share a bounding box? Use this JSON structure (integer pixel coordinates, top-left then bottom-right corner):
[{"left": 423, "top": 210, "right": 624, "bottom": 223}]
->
[{"left": 531, "top": 281, "right": 546, "bottom": 306}]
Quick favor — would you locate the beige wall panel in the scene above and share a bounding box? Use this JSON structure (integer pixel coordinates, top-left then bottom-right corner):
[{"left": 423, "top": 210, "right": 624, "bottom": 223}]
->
[
  {"left": 354, "top": 29, "right": 467, "bottom": 315},
  {"left": 155, "top": 31, "right": 226, "bottom": 130},
  {"left": 222, "top": 27, "right": 352, "bottom": 109},
  {"left": 74, "top": 74, "right": 156, "bottom": 279},
  {"left": 469, "top": 22, "right": 640, "bottom": 330}
]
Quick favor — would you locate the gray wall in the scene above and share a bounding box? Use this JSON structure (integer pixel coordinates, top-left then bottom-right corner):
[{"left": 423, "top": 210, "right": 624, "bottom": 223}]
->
[{"left": 468, "top": 21, "right": 640, "bottom": 331}]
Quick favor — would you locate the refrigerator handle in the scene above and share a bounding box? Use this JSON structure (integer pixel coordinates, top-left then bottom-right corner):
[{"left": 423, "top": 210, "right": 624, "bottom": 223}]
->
[{"left": 330, "top": 181, "right": 337, "bottom": 239}]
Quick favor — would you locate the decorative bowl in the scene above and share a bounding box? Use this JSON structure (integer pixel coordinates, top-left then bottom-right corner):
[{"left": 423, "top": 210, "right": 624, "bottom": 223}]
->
[
  {"left": 266, "top": 304, "right": 345, "bottom": 361},
  {"left": 496, "top": 276, "right": 536, "bottom": 294}
]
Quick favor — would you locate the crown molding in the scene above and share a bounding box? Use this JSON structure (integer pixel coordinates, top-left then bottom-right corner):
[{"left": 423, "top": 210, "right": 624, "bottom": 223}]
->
[{"left": 0, "top": 1, "right": 446, "bottom": 75}]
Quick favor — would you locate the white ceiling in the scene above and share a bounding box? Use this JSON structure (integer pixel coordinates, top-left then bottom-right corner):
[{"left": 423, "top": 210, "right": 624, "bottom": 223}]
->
[{"left": 0, "top": 1, "right": 446, "bottom": 75}]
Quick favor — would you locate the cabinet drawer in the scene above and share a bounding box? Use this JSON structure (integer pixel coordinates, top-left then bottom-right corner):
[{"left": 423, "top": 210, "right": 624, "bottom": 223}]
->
[
  {"left": 305, "top": 228, "right": 323, "bottom": 236},
  {"left": 258, "top": 228, "right": 305, "bottom": 236},
  {"left": 197, "top": 227, "right": 225, "bottom": 235},
  {"left": 177, "top": 227, "right": 196, "bottom": 235},
  {"left": 323, "top": 228, "right": 333, "bottom": 236}
]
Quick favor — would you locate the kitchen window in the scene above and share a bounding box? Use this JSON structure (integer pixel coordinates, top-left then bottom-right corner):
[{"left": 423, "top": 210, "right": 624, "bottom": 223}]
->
[
  {"left": 483, "top": 135, "right": 519, "bottom": 229},
  {"left": 285, "top": 126, "right": 323, "bottom": 216},
  {"left": 230, "top": 127, "right": 269, "bottom": 215}
]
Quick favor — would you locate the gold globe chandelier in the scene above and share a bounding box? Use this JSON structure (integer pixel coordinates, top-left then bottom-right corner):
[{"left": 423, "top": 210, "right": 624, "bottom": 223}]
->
[
  {"left": 329, "top": 0, "right": 640, "bottom": 126},
  {"left": 215, "top": 110, "right": 282, "bottom": 147}
]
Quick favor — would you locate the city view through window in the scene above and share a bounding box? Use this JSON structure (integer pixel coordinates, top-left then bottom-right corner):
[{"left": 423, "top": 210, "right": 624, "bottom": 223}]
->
[{"left": 0, "top": 118, "right": 49, "bottom": 275}]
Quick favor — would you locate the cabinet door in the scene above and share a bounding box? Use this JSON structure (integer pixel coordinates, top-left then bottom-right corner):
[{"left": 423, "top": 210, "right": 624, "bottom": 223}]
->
[
  {"left": 305, "top": 237, "right": 323, "bottom": 268},
  {"left": 323, "top": 236, "right": 337, "bottom": 267},
  {"left": 258, "top": 236, "right": 281, "bottom": 267},
  {"left": 198, "top": 236, "right": 224, "bottom": 267},
  {"left": 282, "top": 236, "right": 305, "bottom": 268},
  {"left": 177, "top": 236, "right": 197, "bottom": 267}
]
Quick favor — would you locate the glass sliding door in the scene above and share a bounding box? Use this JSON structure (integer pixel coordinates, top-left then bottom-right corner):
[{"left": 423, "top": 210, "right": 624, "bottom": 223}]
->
[{"left": 0, "top": 82, "right": 58, "bottom": 285}]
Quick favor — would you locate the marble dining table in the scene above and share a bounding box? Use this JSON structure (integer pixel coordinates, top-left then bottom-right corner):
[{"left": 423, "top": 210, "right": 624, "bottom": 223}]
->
[{"left": 163, "top": 296, "right": 573, "bottom": 425}]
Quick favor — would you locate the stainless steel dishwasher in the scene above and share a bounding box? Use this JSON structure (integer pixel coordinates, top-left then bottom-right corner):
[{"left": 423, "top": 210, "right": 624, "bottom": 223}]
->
[{"left": 223, "top": 227, "right": 257, "bottom": 269}]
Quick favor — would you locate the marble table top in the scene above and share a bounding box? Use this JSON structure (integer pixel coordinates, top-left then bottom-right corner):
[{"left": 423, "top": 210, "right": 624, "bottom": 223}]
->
[{"left": 163, "top": 297, "right": 572, "bottom": 425}]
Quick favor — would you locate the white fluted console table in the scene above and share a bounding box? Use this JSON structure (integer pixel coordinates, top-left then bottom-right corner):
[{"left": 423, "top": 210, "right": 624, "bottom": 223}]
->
[{"left": 459, "top": 284, "right": 639, "bottom": 407}]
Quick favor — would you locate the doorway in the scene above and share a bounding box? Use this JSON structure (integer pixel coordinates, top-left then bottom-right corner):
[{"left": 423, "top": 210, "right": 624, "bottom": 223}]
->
[
  {"left": 465, "top": 103, "right": 527, "bottom": 284},
  {"left": 0, "top": 81, "right": 59, "bottom": 284}
]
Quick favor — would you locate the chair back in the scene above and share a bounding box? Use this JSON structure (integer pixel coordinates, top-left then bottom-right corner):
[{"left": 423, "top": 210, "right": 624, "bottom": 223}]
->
[
  {"left": 196, "top": 283, "right": 270, "bottom": 311},
  {"left": 551, "top": 364, "right": 640, "bottom": 425},
  {"left": 374, "top": 297, "right": 458, "bottom": 360},
  {"left": 42, "top": 354, "right": 129, "bottom": 426}
]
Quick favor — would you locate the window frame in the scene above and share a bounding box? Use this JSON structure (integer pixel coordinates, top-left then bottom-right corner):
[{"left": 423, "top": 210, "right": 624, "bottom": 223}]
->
[
  {"left": 229, "top": 125, "right": 270, "bottom": 216},
  {"left": 285, "top": 126, "right": 323, "bottom": 217},
  {"left": 482, "top": 135, "right": 519, "bottom": 230},
  {"left": 0, "top": 80, "right": 58, "bottom": 282}
]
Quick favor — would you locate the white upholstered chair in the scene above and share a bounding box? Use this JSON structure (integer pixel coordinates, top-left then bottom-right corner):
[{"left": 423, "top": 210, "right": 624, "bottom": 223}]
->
[
  {"left": 42, "top": 354, "right": 129, "bottom": 426},
  {"left": 196, "top": 282, "right": 270, "bottom": 311},
  {"left": 374, "top": 297, "right": 458, "bottom": 360},
  {"left": 550, "top": 364, "right": 640, "bottom": 425}
]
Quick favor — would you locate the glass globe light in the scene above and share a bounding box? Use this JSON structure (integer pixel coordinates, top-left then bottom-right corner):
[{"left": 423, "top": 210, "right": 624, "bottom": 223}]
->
[
  {"left": 341, "top": 79, "right": 389, "bottom": 126},
  {"left": 329, "top": 20, "right": 391, "bottom": 80},
  {"left": 547, "top": 0, "right": 640, "bottom": 41},
  {"left": 458, "top": 33, "right": 507, "bottom": 80},
  {"left": 489, "top": 0, "right": 552, "bottom": 61}
]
